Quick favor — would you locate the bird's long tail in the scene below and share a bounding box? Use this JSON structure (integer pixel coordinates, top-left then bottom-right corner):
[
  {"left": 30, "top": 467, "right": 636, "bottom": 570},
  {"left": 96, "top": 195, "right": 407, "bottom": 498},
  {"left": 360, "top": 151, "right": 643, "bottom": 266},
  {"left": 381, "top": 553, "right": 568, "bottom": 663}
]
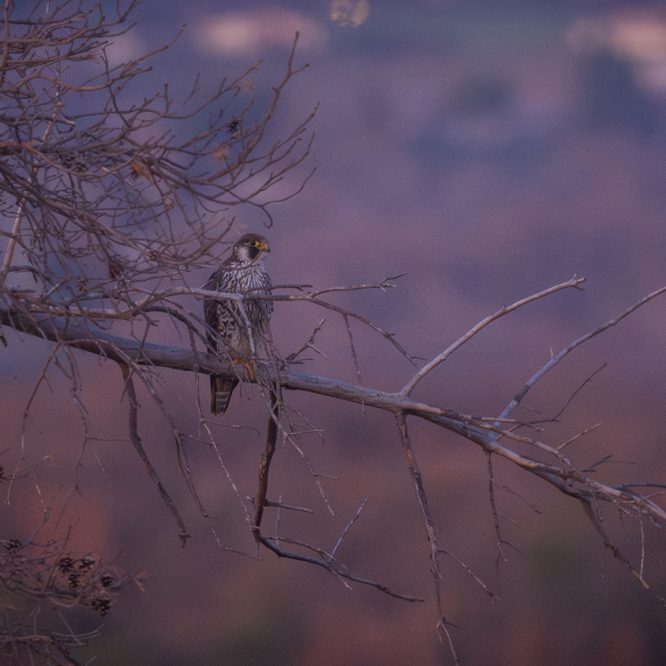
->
[{"left": 210, "top": 375, "right": 238, "bottom": 414}]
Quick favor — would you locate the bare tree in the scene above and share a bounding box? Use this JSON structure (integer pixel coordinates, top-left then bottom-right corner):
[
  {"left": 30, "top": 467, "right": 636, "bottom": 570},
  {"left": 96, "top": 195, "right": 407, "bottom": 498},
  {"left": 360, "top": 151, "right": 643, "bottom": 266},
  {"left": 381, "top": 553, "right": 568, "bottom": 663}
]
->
[
  {"left": 0, "top": 0, "right": 312, "bottom": 659},
  {"left": 1, "top": 1, "right": 664, "bottom": 664}
]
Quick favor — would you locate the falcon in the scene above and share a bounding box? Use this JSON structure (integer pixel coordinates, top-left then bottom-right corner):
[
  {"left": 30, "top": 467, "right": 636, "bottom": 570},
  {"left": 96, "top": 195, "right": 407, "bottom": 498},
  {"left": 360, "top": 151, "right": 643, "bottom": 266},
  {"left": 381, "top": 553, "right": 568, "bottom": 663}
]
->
[{"left": 204, "top": 233, "right": 273, "bottom": 414}]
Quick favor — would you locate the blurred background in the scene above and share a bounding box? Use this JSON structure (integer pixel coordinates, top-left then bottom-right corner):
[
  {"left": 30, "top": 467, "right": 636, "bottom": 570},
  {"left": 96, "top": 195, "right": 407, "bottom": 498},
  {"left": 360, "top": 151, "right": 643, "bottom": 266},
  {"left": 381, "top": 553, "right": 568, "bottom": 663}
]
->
[{"left": 2, "top": 0, "right": 666, "bottom": 663}]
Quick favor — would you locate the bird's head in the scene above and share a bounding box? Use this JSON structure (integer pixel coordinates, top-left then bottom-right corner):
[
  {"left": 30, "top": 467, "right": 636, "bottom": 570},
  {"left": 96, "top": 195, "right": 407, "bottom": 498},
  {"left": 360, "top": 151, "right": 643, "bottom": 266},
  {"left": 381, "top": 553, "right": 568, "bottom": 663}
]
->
[{"left": 233, "top": 233, "right": 270, "bottom": 264}]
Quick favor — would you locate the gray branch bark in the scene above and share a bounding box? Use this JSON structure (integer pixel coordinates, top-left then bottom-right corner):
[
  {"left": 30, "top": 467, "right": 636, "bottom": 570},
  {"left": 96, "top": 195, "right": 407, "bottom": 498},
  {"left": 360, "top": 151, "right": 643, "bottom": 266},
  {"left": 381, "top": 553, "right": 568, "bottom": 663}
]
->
[{"left": 3, "top": 302, "right": 665, "bottom": 531}]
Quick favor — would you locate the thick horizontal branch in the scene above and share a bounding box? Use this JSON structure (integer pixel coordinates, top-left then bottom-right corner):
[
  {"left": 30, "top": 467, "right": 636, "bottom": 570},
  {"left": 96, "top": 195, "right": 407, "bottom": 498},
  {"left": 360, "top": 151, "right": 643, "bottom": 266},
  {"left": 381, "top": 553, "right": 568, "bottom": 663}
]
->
[
  {"left": 2, "top": 303, "right": 665, "bottom": 528},
  {"left": 0, "top": 304, "right": 452, "bottom": 416}
]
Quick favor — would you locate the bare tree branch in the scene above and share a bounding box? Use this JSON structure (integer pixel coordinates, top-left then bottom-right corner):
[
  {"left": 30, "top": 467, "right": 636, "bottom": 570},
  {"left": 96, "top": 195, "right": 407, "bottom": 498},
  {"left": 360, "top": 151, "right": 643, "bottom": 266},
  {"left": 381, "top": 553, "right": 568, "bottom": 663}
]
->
[
  {"left": 119, "top": 364, "right": 191, "bottom": 546},
  {"left": 496, "top": 284, "right": 666, "bottom": 423},
  {"left": 401, "top": 276, "right": 586, "bottom": 396},
  {"left": 395, "top": 412, "right": 458, "bottom": 662},
  {"left": 2, "top": 2, "right": 665, "bottom": 662},
  {"left": 3, "top": 280, "right": 665, "bottom": 625}
]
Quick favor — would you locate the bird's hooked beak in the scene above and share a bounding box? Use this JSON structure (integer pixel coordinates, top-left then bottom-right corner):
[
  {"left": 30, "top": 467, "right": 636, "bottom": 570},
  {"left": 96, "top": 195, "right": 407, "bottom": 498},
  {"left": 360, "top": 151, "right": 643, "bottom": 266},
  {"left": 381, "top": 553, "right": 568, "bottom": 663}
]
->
[{"left": 257, "top": 240, "right": 270, "bottom": 253}]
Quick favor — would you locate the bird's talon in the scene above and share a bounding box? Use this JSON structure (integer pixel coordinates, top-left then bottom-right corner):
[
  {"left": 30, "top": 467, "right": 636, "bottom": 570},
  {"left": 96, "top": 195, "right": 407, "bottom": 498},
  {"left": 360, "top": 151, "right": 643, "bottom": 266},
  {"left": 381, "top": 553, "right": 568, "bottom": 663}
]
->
[{"left": 233, "top": 357, "right": 256, "bottom": 381}]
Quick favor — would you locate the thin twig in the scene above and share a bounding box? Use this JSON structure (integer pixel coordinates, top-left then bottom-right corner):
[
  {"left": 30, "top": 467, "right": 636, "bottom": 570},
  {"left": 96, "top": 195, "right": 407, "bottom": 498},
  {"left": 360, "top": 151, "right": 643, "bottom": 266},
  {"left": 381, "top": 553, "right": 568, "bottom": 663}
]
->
[
  {"left": 253, "top": 389, "right": 280, "bottom": 543},
  {"left": 258, "top": 534, "right": 422, "bottom": 603},
  {"left": 395, "top": 412, "right": 459, "bottom": 664},
  {"left": 119, "top": 364, "right": 190, "bottom": 545},
  {"left": 497, "top": 285, "right": 666, "bottom": 423},
  {"left": 331, "top": 497, "right": 368, "bottom": 559},
  {"left": 401, "top": 276, "right": 585, "bottom": 396}
]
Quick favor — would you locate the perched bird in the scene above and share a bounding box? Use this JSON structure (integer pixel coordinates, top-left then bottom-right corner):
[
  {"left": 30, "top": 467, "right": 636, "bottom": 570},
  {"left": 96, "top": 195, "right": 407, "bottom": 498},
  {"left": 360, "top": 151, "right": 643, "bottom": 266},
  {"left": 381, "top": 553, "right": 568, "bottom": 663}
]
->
[{"left": 204, "top": 233, "right": 272, "bottom": 414}]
